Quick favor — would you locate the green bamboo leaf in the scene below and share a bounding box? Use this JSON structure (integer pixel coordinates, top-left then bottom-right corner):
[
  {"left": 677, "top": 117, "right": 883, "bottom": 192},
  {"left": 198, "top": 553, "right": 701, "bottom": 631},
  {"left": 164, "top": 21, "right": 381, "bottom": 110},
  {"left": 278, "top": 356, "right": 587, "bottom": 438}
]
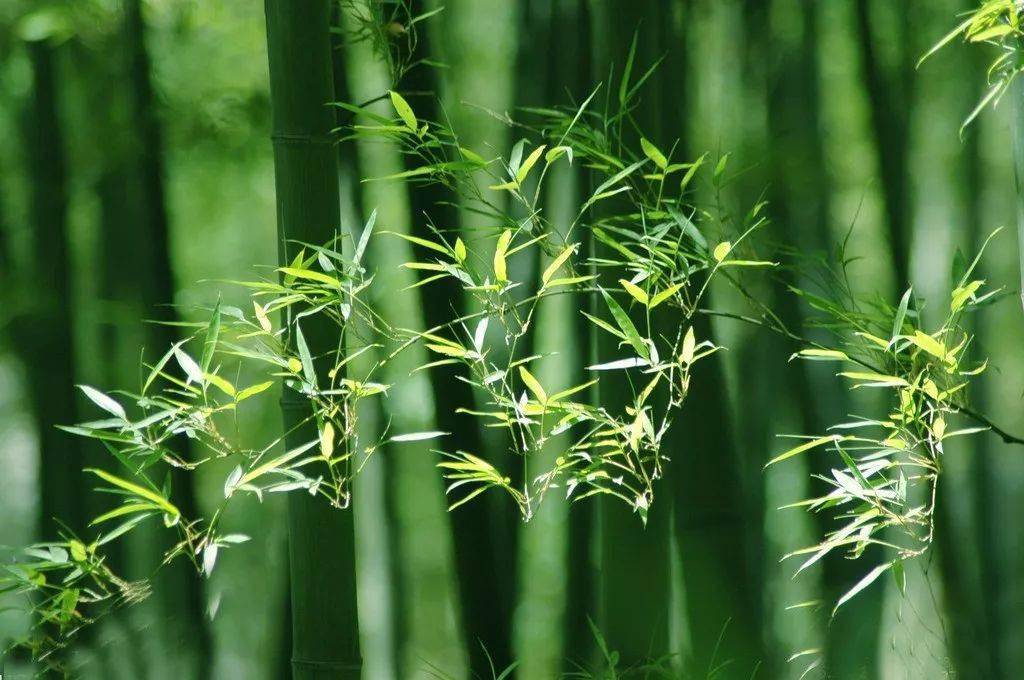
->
[
  {"left": 390, "top": 431, "right": 449, "bottom": 442},
  {"left": 201, "top": 300, "right": 221, "bottom": 373},
  {"left": 277, "top": 267, "right": 342, "bottom": 287},
  {"left": 766, "top": 435, "right": 847, "bottom": 468},
  {"left": 649, "top": 282, "right": 683, "bottom": 309},
  {"left": 519, "top": 366, "right": 547, "bottom": 403},
  {"left": 236, "top": 381, "right": 274, "bottom": 402},
  {"left": 235, "top": 439, "right": 319, "bottom": 490},
  {"left": 494, "top": 230, "right": 512, "bottom": 282},
  {"left": 87, "top": 468, "right": 179, "bottom": 517},
  {"left": 516, "top": 144, "right": 547, "bottom": 184},
  {"left": 619, "top": 278, "right": 649, "bottom": 305},
  {"left": 619, "top": 29, "right": 638, "bottom": 104},
  {"left": 833, "top": 562, "right": 893, "bottom": 616},
  {"left": 295, "top": 323, "right": 316, "bottom": 388},
  {"left": 78, "top": 385, "right": 126, "bottom": 420},
  {"left": 354, "top": 208, "right": 377, "bottom": 265},
  {"left": 640, "top": 137, "right": 668, "bottom": 170},
  {"left": 789, "top": 349, "right": 849, "bottom": 362},
  {"left": 542, "top": 243, "right": 577, "bottom": 285},
  {"left": 174, "top": 347, "right": 204, "bottom": 385},
  {"left": 90, "top": 502, "right": 159, "bottom": 526},
  {"left": 599, "top": 288, "right": 648, "bottom": 359},
  {"left": 385, "top": 231, "right": 450, "bottom": 256},
  {"left": 680, "top": 326, "right": 696, "bottom": 365},
  {"left": 907, "top": 330, "right": 948, "bottom": 361},
  {"left": 389, "top": 89, "right": 417, "bottom": 132},
  {"left": 892, "top": 287, "right": 912, "bottom": 339}
]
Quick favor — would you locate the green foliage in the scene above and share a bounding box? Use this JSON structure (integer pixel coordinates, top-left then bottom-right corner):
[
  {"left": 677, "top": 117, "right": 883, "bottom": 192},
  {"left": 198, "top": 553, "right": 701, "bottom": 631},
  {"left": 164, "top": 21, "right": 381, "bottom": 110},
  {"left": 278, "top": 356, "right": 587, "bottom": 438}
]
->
[
  {"left": 767, "top": 231, "right": 1005, "bottom": 675},
  {"left": 5, "top": 14, "right": 1024, "bottom": 675},
  {"left": 336, "top": 0, "right": 444, "bottom": 86},
  {"left": 0, "top": 223, "right": 447, "bottom": 670},
  {"left": 342, "top": 78, "right": 774, "bottom": 523},
  {"left": 921, "top": 1, "right": 1024, "bottom": 132}
]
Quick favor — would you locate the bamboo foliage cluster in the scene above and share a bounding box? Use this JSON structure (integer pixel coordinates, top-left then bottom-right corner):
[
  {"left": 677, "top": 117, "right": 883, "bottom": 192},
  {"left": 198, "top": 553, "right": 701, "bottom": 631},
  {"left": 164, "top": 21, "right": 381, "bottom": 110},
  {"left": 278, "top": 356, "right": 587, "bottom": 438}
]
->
[
  {"left": 766, "top": 232, "right": 1003, "bottom": 673},
  {"left": 345, "top": 86, "right": 775, "bottom": 522},
  {"left": 0, "top": 224, "right": 450, "bottom": 669},
  {"left": 921, "top": 0, "right": 1024, "bottom": 132}
]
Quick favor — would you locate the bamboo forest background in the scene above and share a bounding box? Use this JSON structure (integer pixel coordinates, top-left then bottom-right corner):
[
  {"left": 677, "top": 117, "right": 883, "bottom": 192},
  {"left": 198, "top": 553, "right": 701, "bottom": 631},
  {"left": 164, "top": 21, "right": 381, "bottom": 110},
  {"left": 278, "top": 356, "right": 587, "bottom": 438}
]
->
[{"left": 1, "top": 0, "right": 1022, "bottom": 678}]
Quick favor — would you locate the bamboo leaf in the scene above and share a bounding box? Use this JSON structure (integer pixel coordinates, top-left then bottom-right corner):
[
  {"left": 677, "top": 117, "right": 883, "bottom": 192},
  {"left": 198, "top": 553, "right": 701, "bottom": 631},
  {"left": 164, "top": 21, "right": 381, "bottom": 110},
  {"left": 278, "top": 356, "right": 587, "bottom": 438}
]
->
[
  {"left": 385, "top": 231, "right": 451, "bottom": 256},
  {"left": 295, "top": 324, "right": 316, "bottom": 388},
  {"left": 236, "top": 381, "right": 274, "bottom": 402},
  {"left": 79, "top": 385, "right": 126, "bottom": 420},
  {"left": 649, "top": 282, "right": 684, "bottom": 309},
  {"left": 640, "top": 137, "right": 668, "bottom": 170},
  {"left": 892, "top": 287, "right": 912, "bottom": 339},
  {"left": 542, "top": 243, "right": 577, "bottom": 285},
  {"left": 201, "top": 301, "right": 221, "bottom": 373},
  {"left": 253, "top": 302, "right": 272, "bottom": 332},
  {"left": 389, "top": 90, "right": 417, "bottom": 132},
  {"left": 87, "top": 468, "right": 179, "bottom": 517},
  {"left": 516, "top": 144, "right": 547, "bottom": 184},
  {"left": 494, "top": 230, "right": 512, "bottom": 282},
  {"left": 354, "top": 209, "right": 377, "bottom": 265},
  {"left": 713, "top": 241, "right": 732, "bottom": 262},
  {"left": 277, "top": 267, "right": 342, "bottom": 287},
  {"left": 519, "top": 366, "right": 547, "bottom": 403},
  {"left": 833, "top": 562, "right": 893, "bottom": 616},
  {"left": 766, "top": 435, "right": 847, "bottom": 468},
  {"left": 619, "top": 278, "right": 649, "bottom": 305},
  {"left": 599, "top": 288, "right": 649, "bottom": 359},
  {"left": 174, "top": 348, "right": 204, "bottom": 386},
  {"left": 320, "top": 421, "right": 334, "bottom": 459},
  {"left": 390, "top": 431, "right": 449, "bottom": 442}
]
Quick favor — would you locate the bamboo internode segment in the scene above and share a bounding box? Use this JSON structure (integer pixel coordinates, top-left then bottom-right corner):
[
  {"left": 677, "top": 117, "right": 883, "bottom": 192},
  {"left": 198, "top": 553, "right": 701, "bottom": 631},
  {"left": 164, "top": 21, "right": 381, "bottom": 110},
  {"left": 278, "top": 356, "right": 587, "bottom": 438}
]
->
[{"left": 263, "top": 0, "right": 362, "bottom": 677}]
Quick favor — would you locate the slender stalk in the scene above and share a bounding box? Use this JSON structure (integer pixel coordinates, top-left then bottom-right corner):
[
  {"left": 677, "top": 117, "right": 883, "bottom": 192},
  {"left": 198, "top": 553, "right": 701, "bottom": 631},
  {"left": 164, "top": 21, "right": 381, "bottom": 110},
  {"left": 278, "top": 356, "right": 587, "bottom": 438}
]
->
[
  {"left": 19, "top": 38, "right": 85, "bottom": 539},
  {"left": 400, "top": 10, "right": 516, "bottom": 672},
  {"left": 263, "top": 1, "right": 361, "bottom": 677},
  {"left": 854, "top": 0, "right": 916, "bottom": 289},
  {"left": 1014, "top": 54, "right": 1024, "bottom": 316},
  {"left": 121, "top": 1, "right": 213, "bottom": 672},
  {"left": 552, "top": 0, "right": 598, "bottom": 670},
  {"left": 589, "top": 0, "right": 672, "bottom": 666}
]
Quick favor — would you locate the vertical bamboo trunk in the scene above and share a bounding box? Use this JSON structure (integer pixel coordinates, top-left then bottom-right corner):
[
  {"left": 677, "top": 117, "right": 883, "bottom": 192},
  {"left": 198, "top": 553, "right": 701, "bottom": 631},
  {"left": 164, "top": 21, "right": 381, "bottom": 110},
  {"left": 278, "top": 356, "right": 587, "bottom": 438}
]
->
[
  {"left": 121, "top": 1, "right": 213, "bottom": 673},
  {"left": 846, "top": 1, "right": 915, "bottom": 675},
  {"left": 263, "top": 1, "right": 361, "bottom": 677},
  {"left": 19, "top": 39, "right": 85, "bottom": 540},
  {"left": 552, "top": 0, "right": 599, "bottom": 670},
  {"left": 755, "top": 0, "right": 851, "bottom": 674},
  {"left": 665, "top": 0, "right": 763, "bottom": 672},
  {"left": 1014, "top": 62, "right": 1024, "bottom": 317},
  {"left": 933, "top": 28, "right": 1000, "bottom": 679},
  {"left": 397, "top": 6, "right": 515, "bottom": 671},
  {"left": 854, "top": 0, "right": 914, "bottom": 290},
  {"left": 589, "top": 0, "right": 673, "bottom": 666}
]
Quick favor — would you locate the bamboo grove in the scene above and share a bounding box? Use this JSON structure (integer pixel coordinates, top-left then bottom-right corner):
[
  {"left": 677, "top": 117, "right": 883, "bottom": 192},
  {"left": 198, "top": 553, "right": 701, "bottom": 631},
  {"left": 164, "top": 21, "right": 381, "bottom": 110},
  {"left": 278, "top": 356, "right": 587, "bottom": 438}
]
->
[{"left": 2, "top": 1, "right": 1024, "bottom": 679}]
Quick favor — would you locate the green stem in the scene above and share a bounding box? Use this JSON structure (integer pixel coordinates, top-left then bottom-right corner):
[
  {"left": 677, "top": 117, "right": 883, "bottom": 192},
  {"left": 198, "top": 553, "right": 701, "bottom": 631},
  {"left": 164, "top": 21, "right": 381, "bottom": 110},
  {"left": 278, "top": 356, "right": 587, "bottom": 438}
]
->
[{"left": 263, "top": 1, "right": 361, "bottom": 677}]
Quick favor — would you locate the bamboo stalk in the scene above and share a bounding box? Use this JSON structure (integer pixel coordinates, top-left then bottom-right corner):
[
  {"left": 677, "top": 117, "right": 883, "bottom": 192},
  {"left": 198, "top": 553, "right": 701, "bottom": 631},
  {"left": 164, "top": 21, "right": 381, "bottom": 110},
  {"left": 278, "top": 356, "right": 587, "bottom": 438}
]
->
[
  {"left": 262, "top": 1, "right": 361, "bottom": 677},
  {"left": 121, "top": 1, "right": 213, "bottom": 672},
  {"left": 20, "top": 39, "right": 85, "bottom": 540}
]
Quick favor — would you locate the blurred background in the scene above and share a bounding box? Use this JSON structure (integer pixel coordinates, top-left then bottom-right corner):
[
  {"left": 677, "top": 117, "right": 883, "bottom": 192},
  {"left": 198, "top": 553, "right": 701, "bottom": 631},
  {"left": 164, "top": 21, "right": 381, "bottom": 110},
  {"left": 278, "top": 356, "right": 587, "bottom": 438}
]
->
[{"left": 1, "top": 0, "right": 1022, "bottom": 678}]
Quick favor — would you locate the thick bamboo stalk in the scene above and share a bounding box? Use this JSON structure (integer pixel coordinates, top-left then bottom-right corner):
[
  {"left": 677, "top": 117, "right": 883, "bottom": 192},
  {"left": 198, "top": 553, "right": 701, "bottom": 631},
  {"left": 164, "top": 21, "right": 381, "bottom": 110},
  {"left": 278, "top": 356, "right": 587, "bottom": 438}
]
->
[
  {"left": 121, "top": 1, "right": 213, "bottom": 672},
  {"left": 263, "top": 1, "right": 361, "bottom": 677},
  {"left": 20, "top": 39, "right": 85, "bottom": 539},
  {"left": 399, "top": 28, "right": 516, "bottom": 675},
  {"left": 588, "top": 1, "right": 673, "bottom": 666}
]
